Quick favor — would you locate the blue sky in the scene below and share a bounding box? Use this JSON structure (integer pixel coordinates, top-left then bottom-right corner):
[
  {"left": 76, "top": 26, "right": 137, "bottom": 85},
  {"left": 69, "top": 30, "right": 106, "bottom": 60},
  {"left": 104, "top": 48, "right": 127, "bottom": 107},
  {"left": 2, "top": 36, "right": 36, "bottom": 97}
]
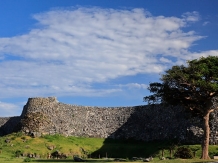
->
[{"left": 0, "top": 0, "right": 218, "bottom": 116}]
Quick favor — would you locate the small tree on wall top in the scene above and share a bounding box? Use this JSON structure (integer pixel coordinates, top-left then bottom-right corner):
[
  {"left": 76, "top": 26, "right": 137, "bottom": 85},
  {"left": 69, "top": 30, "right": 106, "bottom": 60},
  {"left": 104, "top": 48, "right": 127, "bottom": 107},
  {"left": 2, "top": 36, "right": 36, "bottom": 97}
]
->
[{"left": 144, "top": 56, "right": 218, "bottom": 159}]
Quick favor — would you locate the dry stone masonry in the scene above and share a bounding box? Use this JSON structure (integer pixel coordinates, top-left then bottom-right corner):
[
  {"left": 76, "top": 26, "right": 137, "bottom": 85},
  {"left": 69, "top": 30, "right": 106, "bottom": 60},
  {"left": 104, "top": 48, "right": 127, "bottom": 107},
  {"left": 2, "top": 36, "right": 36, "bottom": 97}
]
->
[
  {"left": 1, "top": 97, "right": 218, "bottom": 144},
  {"left": 0, "top": 117, "right": 21, "bottom": 135}
]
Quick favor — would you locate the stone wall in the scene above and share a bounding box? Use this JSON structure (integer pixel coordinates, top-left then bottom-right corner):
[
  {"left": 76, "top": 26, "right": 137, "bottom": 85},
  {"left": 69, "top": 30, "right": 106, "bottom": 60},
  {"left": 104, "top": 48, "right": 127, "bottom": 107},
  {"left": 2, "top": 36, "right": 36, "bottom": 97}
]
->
[
  {"left": 1, "top": 97, "right": 218, "bottom": 144},
  {"left": 0, "top": 117, "right": 21, "bottom": 136}
]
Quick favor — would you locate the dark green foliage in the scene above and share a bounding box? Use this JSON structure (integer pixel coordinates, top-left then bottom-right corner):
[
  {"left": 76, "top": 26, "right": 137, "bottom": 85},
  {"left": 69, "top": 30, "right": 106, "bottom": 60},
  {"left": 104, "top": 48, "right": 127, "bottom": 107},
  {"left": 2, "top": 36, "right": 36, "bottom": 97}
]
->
[
  {"left": 174, "top": 146, "right": 193, "bottom": 159},
  {"left": 15, "top": 150, "right": 22, "bottom": 157},
  {"left": 23, "top": 157, "right": 32, "bottom": 162},
  {"left": 190, "top": 146, "right": 200, "bottom": 157},
  {"left": 144, "top": 56, "right": 218, "bottom": 159},
  {"left": 144, "top": 56, "right": 218, "bottom": 115}
]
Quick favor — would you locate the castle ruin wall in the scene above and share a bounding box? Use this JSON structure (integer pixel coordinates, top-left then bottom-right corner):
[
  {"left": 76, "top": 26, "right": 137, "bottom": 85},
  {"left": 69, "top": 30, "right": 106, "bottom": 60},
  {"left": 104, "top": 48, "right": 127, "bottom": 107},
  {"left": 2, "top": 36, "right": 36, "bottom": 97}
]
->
[{"left": 1, "top": 97, "right": 218, "bottom": 144}]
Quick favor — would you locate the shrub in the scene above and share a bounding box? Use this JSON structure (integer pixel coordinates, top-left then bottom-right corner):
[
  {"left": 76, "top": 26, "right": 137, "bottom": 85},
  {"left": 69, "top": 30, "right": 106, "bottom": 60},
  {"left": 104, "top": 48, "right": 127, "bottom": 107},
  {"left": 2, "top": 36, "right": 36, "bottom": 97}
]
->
[
  {"left": 23, "top": 157, "right": 32, "bottom": 162},
  {"left": 174, "top": 146, "right": 193, "bottom": 159},
  {"left": 15, "top": 150, "right": 22, "bottom": 157}
]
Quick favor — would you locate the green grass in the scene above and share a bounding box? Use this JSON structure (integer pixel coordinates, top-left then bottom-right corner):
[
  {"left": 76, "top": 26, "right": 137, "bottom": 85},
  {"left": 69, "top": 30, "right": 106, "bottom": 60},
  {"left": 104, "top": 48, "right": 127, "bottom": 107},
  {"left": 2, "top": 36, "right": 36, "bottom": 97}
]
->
[
  {"left": 0, "top": 132, "right": 218, "bottom": 163},
  {"left": 0, "top": 157, "right": 215, "bottom": 163},
  {"left": 0, "top": 132, "right": 106, "bottom": 159}
]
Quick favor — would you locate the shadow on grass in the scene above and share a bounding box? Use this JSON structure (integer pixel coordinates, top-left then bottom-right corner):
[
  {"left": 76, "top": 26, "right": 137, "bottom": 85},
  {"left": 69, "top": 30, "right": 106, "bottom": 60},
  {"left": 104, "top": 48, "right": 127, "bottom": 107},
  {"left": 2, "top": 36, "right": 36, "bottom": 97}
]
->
[
  {"left": 90, "top": 105, "right": 202, "bottom": 159},
  {"left": 90, "top": 106, "right": 182, "bottom": 159},
  {"left": 91, "top": 138, "right": 179, "bottom": 159},
  {"left": 32, "top": 159, "right": 214, "bottom": 163}
]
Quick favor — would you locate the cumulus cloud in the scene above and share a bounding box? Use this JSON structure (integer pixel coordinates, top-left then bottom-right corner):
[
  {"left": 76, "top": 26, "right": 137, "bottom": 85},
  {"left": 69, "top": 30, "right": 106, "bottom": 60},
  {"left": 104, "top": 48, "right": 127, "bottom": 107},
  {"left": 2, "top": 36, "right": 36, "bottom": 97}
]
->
[{"left": 0, "top": 7, "right": 217, "bottom": 99}]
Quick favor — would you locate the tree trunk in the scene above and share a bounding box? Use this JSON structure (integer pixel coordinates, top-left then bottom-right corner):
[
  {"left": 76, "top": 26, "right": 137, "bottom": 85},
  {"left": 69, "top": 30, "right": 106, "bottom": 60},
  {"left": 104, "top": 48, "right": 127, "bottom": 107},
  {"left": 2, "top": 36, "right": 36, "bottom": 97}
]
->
[{"left": 201, "top": 111, "right": 211, "bottom": 159}]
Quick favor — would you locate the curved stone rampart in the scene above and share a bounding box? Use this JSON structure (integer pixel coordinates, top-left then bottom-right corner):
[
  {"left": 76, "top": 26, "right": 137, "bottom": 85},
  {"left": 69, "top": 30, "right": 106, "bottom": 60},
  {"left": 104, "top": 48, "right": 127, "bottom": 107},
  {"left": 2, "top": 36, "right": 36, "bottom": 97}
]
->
[
  {"left": 18, "top": 97, "right": 202, "bottom": 142},
  {"left": 1, "top": 97, "right": 218, "bottom": 144}
]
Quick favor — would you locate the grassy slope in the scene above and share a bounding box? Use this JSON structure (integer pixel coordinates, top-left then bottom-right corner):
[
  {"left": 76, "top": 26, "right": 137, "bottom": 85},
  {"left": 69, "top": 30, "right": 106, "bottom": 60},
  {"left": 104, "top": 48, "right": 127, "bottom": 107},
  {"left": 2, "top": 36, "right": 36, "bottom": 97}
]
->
[
  {"left": 0, "top": 132, "right": 218, "bottom": 162},
  {"left": 0, "top": 133, "right": 105, "bottom": 158}
]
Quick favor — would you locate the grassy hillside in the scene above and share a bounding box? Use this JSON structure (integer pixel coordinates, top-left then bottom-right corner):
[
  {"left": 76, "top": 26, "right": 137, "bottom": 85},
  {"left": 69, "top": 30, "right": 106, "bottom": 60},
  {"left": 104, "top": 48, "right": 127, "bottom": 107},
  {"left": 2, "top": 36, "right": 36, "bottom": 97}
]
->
[
  {"left": 0, "top": 132, "right": 218, "bottom": 162},
  {"left": 0, "top": 132, "right": 105, "bottom": 159}
]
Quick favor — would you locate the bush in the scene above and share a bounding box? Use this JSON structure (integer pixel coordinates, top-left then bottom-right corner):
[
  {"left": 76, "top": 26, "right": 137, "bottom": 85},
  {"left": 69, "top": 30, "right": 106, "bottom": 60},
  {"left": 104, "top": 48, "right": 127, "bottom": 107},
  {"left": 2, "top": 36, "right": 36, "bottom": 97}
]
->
[
  {"left": 23, "top": 157, "right": 32, "bottom": 162},
  {"left": 174, "top": 146, "right": 193, "bottom": 159},
  {"left": 15, "top": 150, "right": 22, "bottom": 157}
]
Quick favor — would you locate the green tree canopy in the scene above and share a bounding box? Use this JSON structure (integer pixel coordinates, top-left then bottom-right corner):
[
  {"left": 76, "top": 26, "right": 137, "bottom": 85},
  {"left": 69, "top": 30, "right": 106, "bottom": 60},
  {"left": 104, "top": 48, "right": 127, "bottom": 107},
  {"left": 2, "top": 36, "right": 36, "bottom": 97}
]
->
[{"left": 144, "top": 56, "right": 218, "bottom": 159}]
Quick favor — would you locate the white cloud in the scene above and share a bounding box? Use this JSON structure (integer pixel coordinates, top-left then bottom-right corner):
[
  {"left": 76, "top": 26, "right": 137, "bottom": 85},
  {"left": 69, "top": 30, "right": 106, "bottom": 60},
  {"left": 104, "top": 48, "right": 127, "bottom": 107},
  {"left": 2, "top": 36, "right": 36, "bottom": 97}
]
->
[
  {"left": 0, "top": 101, "right": 23, "bottom": 117},
  {"left": 183, "top": 50, "right": 218, "bottom": 61},
  {"left": 0, "top": 7, "right": 216, "bottom": 99},
  {"left": 182, "top": 11, "right": 200, "bottom": 22},
  {"left": 119, "top": 83, "right": 148, "bottom": 89},
  {"left": 159, "top": 57, "right": 172, "bottom": 63}
]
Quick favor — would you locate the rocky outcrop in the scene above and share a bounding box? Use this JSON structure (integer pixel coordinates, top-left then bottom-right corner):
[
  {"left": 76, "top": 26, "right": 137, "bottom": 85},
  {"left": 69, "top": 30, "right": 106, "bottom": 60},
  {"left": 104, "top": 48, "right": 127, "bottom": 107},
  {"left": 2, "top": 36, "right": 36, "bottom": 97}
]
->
[{"left": 1, "top": 97, "right": 218, "bottom": 144}]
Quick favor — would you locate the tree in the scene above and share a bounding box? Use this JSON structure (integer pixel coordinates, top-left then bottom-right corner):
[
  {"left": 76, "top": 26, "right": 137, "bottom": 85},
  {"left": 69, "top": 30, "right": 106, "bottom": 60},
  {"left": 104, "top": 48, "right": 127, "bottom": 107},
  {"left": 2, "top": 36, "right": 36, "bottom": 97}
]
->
[{"left": 144, "top": 56, "right": 218, "bottom": 159}]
